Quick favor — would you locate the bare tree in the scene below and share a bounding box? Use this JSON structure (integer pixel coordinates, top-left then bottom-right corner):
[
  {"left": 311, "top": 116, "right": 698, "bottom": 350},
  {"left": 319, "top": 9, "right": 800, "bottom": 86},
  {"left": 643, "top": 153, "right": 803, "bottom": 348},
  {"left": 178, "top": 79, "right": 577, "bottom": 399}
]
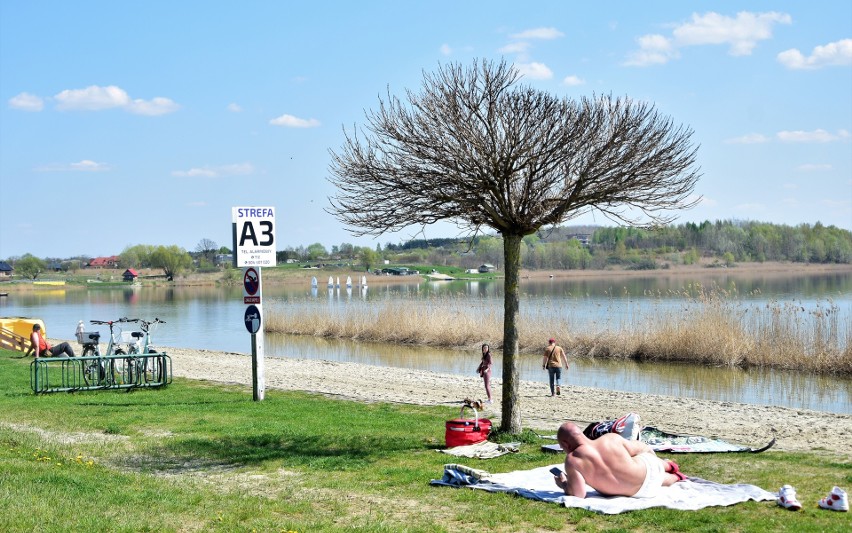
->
[
  {"left": 196, "top": 238, "right": 218, "bottom": 264},
  {"left": 327, "top": 59, "right": 700, "bottom": 434}
]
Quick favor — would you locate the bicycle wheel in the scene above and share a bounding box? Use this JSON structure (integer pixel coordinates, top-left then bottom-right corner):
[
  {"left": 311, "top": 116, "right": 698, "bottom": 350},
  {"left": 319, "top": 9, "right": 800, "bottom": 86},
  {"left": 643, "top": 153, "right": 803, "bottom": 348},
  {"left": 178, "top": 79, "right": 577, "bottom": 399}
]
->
[
  {"left": 144, "top": 354, "right": 162, "bottom": 383},
  {"left": 82, "top": 359, "right": 105, "bottom": 386}
]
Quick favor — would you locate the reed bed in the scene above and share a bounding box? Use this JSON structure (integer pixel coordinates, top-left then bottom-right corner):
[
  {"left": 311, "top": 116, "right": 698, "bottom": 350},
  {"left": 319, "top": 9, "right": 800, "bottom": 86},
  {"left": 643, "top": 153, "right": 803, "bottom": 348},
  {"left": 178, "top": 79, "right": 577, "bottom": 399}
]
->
[{"left": 265, "top": 289, "right": 852, "bottom": 375}]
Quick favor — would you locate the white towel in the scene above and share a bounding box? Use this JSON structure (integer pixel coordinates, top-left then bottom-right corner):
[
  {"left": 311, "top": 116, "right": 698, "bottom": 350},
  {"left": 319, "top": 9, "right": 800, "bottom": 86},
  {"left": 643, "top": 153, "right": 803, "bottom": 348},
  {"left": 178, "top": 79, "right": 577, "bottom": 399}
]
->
[
  {"left": 439, "top": 441, "right": 520, "bottom": 459},
  {"left": 431, "top": 464, "right": 776, "bottom": 514}
]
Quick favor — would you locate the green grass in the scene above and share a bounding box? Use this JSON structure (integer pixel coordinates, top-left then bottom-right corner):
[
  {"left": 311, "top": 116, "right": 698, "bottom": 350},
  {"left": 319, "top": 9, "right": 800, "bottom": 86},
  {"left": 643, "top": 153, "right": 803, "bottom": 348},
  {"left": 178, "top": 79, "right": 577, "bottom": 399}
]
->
[{"left": 1, "top": 351, "right": 849, "bottom": 532}]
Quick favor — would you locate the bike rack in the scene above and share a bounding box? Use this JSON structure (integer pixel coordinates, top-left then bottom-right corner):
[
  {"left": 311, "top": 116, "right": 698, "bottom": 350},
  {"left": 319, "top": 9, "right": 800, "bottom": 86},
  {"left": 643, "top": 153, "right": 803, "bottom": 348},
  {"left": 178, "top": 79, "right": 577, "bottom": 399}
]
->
[{"left": 30, "top": 353, "right": 172, "bottom": 394}]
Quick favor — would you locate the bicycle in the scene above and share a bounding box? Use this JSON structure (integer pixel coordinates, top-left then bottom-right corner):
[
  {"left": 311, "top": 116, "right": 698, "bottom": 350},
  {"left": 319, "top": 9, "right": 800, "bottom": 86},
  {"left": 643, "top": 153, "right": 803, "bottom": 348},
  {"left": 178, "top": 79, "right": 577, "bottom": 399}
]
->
[
  {"left": 113, "top": 317, "right": 166, "bottom": 384},
  {"left": 81, "top": 319, "right": 125, "bottom": 386}
]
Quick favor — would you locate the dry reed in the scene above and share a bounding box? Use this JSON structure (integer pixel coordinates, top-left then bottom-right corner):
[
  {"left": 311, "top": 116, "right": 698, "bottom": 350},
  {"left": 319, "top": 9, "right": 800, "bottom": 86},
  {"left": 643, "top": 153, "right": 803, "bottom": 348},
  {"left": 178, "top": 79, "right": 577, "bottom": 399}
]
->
[{"left": 264, "top": 289, "right": 852, "bottom": 375}]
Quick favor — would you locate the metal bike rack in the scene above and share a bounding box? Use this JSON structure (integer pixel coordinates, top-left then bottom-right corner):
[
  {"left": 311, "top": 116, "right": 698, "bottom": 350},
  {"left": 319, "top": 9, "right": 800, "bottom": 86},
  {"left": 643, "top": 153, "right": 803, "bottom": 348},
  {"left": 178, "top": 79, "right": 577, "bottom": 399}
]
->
[{"left": 30, "top": 353, "right": 172, "bottom": 394}]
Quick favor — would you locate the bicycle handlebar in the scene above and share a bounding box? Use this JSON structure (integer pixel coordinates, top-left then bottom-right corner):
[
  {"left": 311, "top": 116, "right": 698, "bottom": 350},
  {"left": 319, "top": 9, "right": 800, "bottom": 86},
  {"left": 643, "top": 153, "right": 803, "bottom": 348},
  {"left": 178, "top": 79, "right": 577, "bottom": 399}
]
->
[
  {"left": 139, "top": 317, "right": 166, "bottom": 331},
  {"left": 89, "top": 318, "right": 165, "bottom": 331}
]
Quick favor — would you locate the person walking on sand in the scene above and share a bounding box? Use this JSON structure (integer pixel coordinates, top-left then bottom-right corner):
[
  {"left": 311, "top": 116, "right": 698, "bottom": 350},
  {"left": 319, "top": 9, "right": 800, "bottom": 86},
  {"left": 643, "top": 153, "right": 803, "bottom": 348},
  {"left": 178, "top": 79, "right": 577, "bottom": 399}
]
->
[
  {"left": 542, "top": 338, "right": 568, "bottom": 397},
  {"left": 476, "top": 343, "right": 493, "bottom": 404}
]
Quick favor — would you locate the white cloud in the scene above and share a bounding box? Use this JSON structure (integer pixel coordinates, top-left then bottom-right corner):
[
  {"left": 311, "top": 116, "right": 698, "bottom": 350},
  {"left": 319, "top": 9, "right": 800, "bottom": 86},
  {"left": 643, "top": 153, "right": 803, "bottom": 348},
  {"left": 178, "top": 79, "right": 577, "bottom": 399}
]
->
[
  {"left": 778, "top": 38, "right": 852, "bottom": 70},
  {"left": 172, "top": 162, "right": 254, "bottom": 178},
  {"left": 822, "top": 198, "right": 851, "bottom": 210},
  {"left": 510, "top": 27, "right": 564, "bottom": 40},
  {"left": 52, "top": 84, "right": 179, "bottom": 115},
  {"left": 724, "top": 133, "right": 769, "bottom": 144},
  {"left": 624, "top": 34, "right": 678, "bottom": 66},
  {"left": 514, "top": 62, "right": 553, "bottom": 80},
  {"left": 172, "top": 168, "right": 216, "bottom": 178},
  {"left": 439, "top": 44, "right": 452, "bottom": 56},
  {"left": 562, "top": 75, "right": 586, "bottom": 86},
  {"left": 34, "top": 159, "right": 112, "bottom": 172},
  {"left": 126, "top": 97, "right": 180, "bottom": 116},
  {"left": 796, "top": 163, "right": 832, "bottom": 172},
  {"left": 697, "top": 196, "right": 718, "bottom": 207},
  {"left": 777, "top": 129, "right": 848, "bottom": 143},
  {"left": 8, "top": 92, "right": 44, "bottom": 111},
  {"left": 498, "top": 42, "right": 530, "bottom": 55},
  {"left": 269, "top": 114, "right": 321, "bottom": 128},
  {"left": 626, "top": 11, "right": 791, "bottom": 66},
  {"left": 499, "top": 28, "right": 562, "bottom": 78},
  {"left": 673, "top": 11, "right": 791, "bottom": 55},
  {"left": 227, "top": 103, "right": 243, "bottom": 112},
  {"left": 70, "top": 160, "right": 111, "bottom": 171},
  {"left": 55, "top": 85, "right": 128, "bottom": 110}
]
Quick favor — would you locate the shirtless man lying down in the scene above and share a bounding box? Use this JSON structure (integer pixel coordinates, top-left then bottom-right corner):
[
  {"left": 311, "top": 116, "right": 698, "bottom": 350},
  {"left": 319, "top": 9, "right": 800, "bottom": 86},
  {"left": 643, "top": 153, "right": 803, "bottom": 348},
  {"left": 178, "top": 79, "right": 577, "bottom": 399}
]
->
[{"left": 553, "top": 421, "right": 687, "bottom": 498}]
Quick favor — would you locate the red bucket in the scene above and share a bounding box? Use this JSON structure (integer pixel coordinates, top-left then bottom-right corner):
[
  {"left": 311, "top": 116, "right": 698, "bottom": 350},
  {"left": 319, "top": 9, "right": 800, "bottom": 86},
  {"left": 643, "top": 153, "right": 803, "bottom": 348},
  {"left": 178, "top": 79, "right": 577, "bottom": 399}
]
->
[{"left": 445, "top": 405, "right": 492, "bottom": 447}]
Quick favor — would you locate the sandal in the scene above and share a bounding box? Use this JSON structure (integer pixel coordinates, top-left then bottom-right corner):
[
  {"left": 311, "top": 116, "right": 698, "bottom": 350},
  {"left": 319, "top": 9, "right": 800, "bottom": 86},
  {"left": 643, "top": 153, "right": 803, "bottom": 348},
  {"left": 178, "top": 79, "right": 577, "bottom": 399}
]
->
[{"left": 667, "top": 460, "right": 688, "bottom": 481}]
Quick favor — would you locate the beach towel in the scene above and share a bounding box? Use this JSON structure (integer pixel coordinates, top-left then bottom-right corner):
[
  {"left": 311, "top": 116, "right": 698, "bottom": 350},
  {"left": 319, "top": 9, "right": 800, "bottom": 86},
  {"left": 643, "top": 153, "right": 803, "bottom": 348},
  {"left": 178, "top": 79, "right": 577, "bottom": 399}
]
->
[
  {"left": 541, "top": 427, "right": 775, "bottom": 454},
  {"left": 438, "top": 441, "right": 520, "bottom": 459},
  {"left": 431, "top": 463, "right": 776, "bottom": 514}
]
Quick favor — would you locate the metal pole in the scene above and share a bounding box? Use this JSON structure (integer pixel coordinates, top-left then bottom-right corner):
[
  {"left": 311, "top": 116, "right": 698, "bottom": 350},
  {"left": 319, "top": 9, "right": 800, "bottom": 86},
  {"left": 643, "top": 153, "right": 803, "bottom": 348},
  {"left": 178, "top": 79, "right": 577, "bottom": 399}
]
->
[{"left": 251, "top": 332, "right": 265, "bottom": 401}]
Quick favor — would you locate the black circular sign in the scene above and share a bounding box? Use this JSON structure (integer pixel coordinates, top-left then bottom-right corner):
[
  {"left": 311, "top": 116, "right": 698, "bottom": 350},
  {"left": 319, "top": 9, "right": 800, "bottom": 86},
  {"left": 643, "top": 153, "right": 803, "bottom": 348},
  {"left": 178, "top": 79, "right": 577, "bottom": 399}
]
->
[{"left": 244, "top": 304, "right": 261, "bottom": 334}]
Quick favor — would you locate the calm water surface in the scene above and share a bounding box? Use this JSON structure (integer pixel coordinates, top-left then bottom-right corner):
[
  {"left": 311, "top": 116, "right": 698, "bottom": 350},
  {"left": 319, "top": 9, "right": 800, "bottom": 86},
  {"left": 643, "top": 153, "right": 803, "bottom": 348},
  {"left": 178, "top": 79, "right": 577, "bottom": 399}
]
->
[{"left": 2, "top": 269, "right": 850, "bottom": 413}]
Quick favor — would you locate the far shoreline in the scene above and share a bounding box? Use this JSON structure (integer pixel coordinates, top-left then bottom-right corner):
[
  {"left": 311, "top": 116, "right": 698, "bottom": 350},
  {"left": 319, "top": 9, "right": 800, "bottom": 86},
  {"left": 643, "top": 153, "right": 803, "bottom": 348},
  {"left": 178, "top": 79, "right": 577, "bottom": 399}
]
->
[{"left": 0, "top": 261, "right": 849, "bottom": 292}]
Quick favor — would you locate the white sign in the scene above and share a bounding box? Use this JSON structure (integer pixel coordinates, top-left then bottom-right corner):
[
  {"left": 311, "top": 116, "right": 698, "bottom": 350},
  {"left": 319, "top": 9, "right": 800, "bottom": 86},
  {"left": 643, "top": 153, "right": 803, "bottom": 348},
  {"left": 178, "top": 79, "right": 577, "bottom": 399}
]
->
[{"left": 232, "top": 206, "right": 277, "bottom": 267}]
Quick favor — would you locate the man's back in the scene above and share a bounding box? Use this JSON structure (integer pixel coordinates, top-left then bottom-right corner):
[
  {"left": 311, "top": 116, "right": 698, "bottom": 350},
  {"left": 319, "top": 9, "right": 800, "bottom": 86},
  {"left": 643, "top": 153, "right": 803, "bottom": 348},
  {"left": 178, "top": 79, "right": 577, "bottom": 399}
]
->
[{"left": 565, "top": 433, "right": 647, "bottom": 497}]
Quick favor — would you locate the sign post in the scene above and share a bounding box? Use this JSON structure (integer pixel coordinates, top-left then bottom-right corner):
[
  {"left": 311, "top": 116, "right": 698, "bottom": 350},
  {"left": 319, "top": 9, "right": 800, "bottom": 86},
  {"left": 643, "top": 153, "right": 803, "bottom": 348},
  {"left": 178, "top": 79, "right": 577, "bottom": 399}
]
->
[{"left": 232, "top": 207, "right": 277, "bottom": 401}]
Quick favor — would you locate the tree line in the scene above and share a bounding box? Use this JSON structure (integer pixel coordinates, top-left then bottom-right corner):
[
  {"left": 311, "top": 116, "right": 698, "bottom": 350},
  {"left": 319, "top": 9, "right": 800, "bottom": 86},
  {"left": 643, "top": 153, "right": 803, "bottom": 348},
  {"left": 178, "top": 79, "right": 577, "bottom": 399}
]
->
[
  {"left": 5, "top": 219, "right": 849, "bottom": 281},
  {"left": 366, "top": 220, "right": 851, "bottom": 271}
]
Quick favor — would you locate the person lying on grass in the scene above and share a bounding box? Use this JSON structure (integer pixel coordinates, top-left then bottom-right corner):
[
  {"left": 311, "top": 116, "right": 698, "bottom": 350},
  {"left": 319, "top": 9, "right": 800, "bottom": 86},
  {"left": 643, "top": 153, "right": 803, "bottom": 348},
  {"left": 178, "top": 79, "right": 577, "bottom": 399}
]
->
[{"left": 553, "top": 421, "right": 686, "bottom": 498}]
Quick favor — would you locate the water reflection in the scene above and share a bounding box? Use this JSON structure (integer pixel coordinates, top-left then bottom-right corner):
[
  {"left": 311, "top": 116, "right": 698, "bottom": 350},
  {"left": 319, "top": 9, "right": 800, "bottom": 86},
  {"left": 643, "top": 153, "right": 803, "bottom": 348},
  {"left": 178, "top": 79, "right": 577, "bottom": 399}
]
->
[
  {"left": 264, "top": 333, "right": 852, "bottom": 414},
  {"left": 2, "top": 269, "right": 850, "bottom": 413}
]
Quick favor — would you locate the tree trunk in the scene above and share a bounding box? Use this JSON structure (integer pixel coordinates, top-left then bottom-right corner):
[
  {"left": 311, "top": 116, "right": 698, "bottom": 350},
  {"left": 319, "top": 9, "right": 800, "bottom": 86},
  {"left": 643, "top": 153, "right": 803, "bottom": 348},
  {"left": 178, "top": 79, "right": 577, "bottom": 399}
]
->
[{"left": 500, "top": 233, "right": 522, "bottom": 434}]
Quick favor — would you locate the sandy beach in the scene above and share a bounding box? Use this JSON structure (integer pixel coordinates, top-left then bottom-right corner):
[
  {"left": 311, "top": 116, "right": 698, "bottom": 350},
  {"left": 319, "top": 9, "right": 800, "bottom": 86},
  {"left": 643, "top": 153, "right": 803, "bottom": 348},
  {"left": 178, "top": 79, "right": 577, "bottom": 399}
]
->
[{"left": 160, "top": 345, "right": 852, "bottom": 459}]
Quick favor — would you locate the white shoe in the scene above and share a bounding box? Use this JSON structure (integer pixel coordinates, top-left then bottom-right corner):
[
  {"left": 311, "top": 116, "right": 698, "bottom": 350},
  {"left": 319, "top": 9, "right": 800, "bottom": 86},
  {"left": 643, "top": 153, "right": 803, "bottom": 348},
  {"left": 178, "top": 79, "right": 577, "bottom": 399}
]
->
[
  {"left": 777, "top": 485, "right": 802, "bottom": 511},
  {"left": 818, "top": 486, "right": 849, "bottom": 511}
]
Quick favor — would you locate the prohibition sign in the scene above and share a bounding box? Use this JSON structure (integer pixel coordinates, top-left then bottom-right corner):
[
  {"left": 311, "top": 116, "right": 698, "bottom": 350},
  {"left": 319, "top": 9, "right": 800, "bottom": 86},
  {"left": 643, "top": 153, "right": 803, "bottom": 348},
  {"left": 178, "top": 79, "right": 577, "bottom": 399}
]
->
[
  {"left": 244, "top": 267, "right": 260, "bottom": 296},
  {"left": 244, "top": 304, "right": 261, "bottom": 334}
]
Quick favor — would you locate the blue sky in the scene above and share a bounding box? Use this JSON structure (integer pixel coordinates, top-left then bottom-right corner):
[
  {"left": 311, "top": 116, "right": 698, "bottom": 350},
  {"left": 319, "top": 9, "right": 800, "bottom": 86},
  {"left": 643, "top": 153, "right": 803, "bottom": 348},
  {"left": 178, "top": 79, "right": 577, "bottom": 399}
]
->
[{"left": 1, "top": 1, "right": 850, "bottom": 259}]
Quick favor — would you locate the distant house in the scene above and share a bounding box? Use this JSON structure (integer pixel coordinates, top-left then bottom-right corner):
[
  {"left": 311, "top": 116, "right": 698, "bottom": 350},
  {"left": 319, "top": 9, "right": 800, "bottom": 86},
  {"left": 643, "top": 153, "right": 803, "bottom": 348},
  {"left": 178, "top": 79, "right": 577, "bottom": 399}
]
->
[
  {"left": 567, "top": 233, "right": 592, "bottom": 246},
  {"left": 122, "top": 268, "right": 138, "bottom": 282},
  {"left": 478, "top": 264, "right": 496, "bottom": 273},
  {"left": 88, "top": 256, "right": 120, "bottom": 268},
  {"left": 0, "top": 261, "right": 12, "bottom": 279}
]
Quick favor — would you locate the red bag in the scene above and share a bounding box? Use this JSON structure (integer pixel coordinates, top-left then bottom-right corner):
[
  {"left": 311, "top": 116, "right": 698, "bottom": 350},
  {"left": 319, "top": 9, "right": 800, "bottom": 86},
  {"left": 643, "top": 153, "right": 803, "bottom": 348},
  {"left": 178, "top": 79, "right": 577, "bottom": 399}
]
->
[{"left": 445, "top": 405, "right": 492, "bottom": 447}]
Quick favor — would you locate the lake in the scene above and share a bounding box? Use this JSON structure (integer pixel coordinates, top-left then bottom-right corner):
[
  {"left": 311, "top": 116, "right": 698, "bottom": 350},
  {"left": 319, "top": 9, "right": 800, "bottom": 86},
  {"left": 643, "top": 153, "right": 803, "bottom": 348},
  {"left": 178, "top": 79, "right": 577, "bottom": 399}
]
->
[{"left": 2, "top": 268, "right": 850, "bottom": 413}]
